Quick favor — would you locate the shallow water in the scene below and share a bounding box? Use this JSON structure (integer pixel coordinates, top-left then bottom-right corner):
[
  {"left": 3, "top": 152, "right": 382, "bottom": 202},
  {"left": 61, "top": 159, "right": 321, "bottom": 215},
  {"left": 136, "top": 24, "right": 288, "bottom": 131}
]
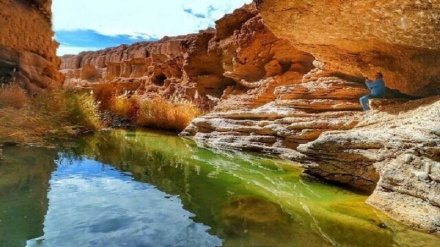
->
[{"left": 0, "top": 129, "right": 438, "bottom": 247}]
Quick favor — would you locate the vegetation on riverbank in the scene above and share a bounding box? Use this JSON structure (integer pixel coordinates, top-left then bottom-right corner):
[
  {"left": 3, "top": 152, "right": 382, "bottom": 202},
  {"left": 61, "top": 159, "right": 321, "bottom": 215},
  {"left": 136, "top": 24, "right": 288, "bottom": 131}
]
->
[
  {"left": 93, "top": 83, "right": 203, "bottom": 131},
  {"left": 0, "top": 83, "right": 203, "bottom": 145},
  {"left": 0, "top": 85, "right": 101, "bottom": 145},
  {"left": 101, "top": 94, "right": 202, "bottom": 131}
]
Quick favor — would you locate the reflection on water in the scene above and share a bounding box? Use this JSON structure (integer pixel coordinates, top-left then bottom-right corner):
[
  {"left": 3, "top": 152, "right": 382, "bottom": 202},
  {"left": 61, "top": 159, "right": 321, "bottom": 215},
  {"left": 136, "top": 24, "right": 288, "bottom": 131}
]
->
[
  {"left": 0, "top": 147, "right": 56, "bottom": 247},
  {"left": 27, "top": 158, "right": 221, "bottom": 247},
  {"left": 0, "top": 129, "right": 438, "bottom": 247}
]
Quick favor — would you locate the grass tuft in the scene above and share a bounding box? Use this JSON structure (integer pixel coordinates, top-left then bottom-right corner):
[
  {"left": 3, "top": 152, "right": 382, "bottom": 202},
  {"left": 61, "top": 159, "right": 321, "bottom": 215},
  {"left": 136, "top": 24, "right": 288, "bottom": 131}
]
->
[
  {"left": 0, "top": 87, "right": 101, "bottom": 145},
  {"left": 137, "top": 97, "right": 202, "bottom": 131},
  {"left": 0, "top": 84, "right": 31, "bottom": 108},
  {"left": 103, "top": 94, "right": 202, "bottom": 131}
]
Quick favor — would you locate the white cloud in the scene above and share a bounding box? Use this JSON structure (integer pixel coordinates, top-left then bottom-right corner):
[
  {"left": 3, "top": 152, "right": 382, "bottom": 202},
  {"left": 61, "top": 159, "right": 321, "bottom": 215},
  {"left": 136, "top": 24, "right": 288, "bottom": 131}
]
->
[
  {"left": 53, "top": 0, "right": 253, "bottom": 38},
  {"left": 57, "top": 46, "right": 103, "bottom": 56}
]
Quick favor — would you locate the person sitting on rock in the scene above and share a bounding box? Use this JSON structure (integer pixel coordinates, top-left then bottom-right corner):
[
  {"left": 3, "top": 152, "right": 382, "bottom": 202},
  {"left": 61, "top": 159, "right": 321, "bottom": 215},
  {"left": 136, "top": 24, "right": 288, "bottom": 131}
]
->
[{"left": 359, "top": 72, "right": 386, "bottom": 111}]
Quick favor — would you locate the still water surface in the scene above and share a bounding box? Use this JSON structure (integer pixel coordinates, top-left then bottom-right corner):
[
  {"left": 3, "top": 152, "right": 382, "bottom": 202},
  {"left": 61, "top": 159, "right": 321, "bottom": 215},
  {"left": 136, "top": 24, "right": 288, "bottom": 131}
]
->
[{"left": 0, "top": 129, "right": 438, "bottom": 247}]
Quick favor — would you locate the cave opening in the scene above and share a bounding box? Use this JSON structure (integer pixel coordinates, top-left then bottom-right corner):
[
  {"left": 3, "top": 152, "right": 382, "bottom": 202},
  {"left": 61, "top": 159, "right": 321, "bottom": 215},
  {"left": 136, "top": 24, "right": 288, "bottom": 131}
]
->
[
  {"left": 152, "top": 73, "right": 167, "bottom": 86},
  {"left": 279, "top": 61, "right": 292, "bottom": 73},
  {"left": 0, "top": 61, "right": 16, "bottom": 85}
]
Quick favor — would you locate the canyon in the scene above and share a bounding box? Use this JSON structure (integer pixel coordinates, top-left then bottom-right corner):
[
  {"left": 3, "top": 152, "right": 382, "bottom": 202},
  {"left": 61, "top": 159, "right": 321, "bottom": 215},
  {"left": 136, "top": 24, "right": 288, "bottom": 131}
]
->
[{"left": 1, "top": 0, "right": 439, "bottom": 235}]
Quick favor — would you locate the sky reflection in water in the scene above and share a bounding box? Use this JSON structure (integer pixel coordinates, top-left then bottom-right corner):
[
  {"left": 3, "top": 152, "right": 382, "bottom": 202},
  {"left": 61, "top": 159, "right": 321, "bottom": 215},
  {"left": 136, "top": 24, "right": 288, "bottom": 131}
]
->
[{"left": 27, "top": 157, "right": 222, "bottom": 247}]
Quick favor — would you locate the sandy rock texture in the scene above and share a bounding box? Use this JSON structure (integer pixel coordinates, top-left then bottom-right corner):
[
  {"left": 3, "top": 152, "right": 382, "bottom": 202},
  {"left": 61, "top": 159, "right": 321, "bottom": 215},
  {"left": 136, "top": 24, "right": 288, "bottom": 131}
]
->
[
  {"left": 257, "top": 0, "right": 440, "bottom": 97},
  {"left": 182, "top": 68, "right": 369, "bottom": 157},
  {"left": 61, "top": 34, "right": 218, "bottom": 103},
  {"left": 0, "top": 0, "right": 61, "bottom": 93}
]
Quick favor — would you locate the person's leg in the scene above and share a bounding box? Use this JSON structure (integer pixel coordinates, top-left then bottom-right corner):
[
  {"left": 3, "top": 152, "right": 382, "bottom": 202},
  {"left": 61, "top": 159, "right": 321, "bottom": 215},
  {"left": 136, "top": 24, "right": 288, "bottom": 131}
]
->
[{"left": 359, "top": 94, "right": 371, "bottom": 111}]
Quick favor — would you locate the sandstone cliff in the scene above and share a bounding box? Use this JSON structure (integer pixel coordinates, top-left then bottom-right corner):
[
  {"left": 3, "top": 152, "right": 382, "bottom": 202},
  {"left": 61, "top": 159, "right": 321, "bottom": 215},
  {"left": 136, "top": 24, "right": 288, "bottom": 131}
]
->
[
  {"left": 59, "top": 2, "right": 440, "bottom": 234},
  {"left": 0, "top": 0, "right": 61, "bottom": 93}
]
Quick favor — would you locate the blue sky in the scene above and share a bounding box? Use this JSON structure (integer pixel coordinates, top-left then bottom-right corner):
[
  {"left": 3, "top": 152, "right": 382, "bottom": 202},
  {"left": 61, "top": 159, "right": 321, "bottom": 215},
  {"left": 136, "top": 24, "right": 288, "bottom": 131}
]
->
[{"left": 53, "top": 0, "right": 252, "bottom": 55}]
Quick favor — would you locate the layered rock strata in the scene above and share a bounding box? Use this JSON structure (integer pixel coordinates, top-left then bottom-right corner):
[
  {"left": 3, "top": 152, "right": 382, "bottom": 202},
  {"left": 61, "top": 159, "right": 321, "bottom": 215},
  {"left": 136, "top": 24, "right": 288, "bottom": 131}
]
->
[
  {"left": 182, "top": 69, "right": 370, "bottom": 158},
  {"left": 0, "top": 0, "right": 61, "bottom": 93}
]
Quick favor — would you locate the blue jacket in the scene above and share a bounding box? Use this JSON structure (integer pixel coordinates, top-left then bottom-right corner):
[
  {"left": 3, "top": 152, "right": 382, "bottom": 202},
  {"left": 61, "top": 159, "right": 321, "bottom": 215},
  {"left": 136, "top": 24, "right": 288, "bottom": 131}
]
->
[{"left": 366, "top": 78, "right": 385, "bottom": 97}]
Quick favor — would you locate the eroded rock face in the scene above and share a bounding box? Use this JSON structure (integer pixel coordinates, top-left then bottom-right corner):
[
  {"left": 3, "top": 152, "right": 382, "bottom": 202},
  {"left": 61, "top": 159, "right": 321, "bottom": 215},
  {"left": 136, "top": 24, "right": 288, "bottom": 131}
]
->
[
  {"left": 298, "top": 97, "right": 440, "bottom": 232},
  {"left": 61, "top": 4, "right": 268, "bottom": 108},
  {"left": 182, "top": 70, "right": 369, "bottom": 157},
  {"left": 0, "top": 0, "right": 61, "bottom": 93},
  {"left": 258, "top": 0, "right": 440, "bottom": 97},
  {"left": 60, "top": 4, "right": 316, "bottom": 110},
  {"left": 61, "top": 35, "right": 209, "bottom": 100},
  {"left": 176, "top": 5, "right": 374, "bottom": 163}
]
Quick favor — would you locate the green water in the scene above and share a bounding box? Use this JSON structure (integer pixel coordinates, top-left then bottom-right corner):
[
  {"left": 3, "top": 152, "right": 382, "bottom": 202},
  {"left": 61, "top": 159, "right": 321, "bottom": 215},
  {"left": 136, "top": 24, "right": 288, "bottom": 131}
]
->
[{"left": 0, "top": 129, "right": 438, "bottom": 247}]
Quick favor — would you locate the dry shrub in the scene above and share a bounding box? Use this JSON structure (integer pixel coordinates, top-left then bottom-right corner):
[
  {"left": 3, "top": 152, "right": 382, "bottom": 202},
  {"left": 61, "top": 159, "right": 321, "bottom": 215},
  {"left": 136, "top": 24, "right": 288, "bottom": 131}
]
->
[
  {"left": 110, "top": 96, "right": 139, "bottom": 119},
  {"left": 93, "top": 82, "right": 140, "bottom": 111},
  {"left": 0, "top": 84, "right": 31, "bottom": 108},
  {"left": 35, "top": 90, "right": 102, "bottom": 130},
  {"left": 0, "top": 89, "right": 102, "bottom": 145},
  {"left": 137, "top": 96, "right": 202, "bottom": 131},
  {"left": 0, "top": 107, "right": 49, "bottom": 143},
  {"left": 93, "top": 83, "right": 121, "bottom": 110}
]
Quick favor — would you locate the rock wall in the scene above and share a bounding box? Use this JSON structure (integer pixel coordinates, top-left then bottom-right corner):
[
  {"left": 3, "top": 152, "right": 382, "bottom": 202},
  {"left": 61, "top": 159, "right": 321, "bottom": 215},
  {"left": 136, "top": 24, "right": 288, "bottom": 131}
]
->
[
  {"left": 61, "top": 32, "right": 237, "bottom": 107},
  {"left": 0, "top": 0, "right": 61, "bottom": 93},
  {"left": 61, "top": 5, "right": 260, "bottom": 106}
]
